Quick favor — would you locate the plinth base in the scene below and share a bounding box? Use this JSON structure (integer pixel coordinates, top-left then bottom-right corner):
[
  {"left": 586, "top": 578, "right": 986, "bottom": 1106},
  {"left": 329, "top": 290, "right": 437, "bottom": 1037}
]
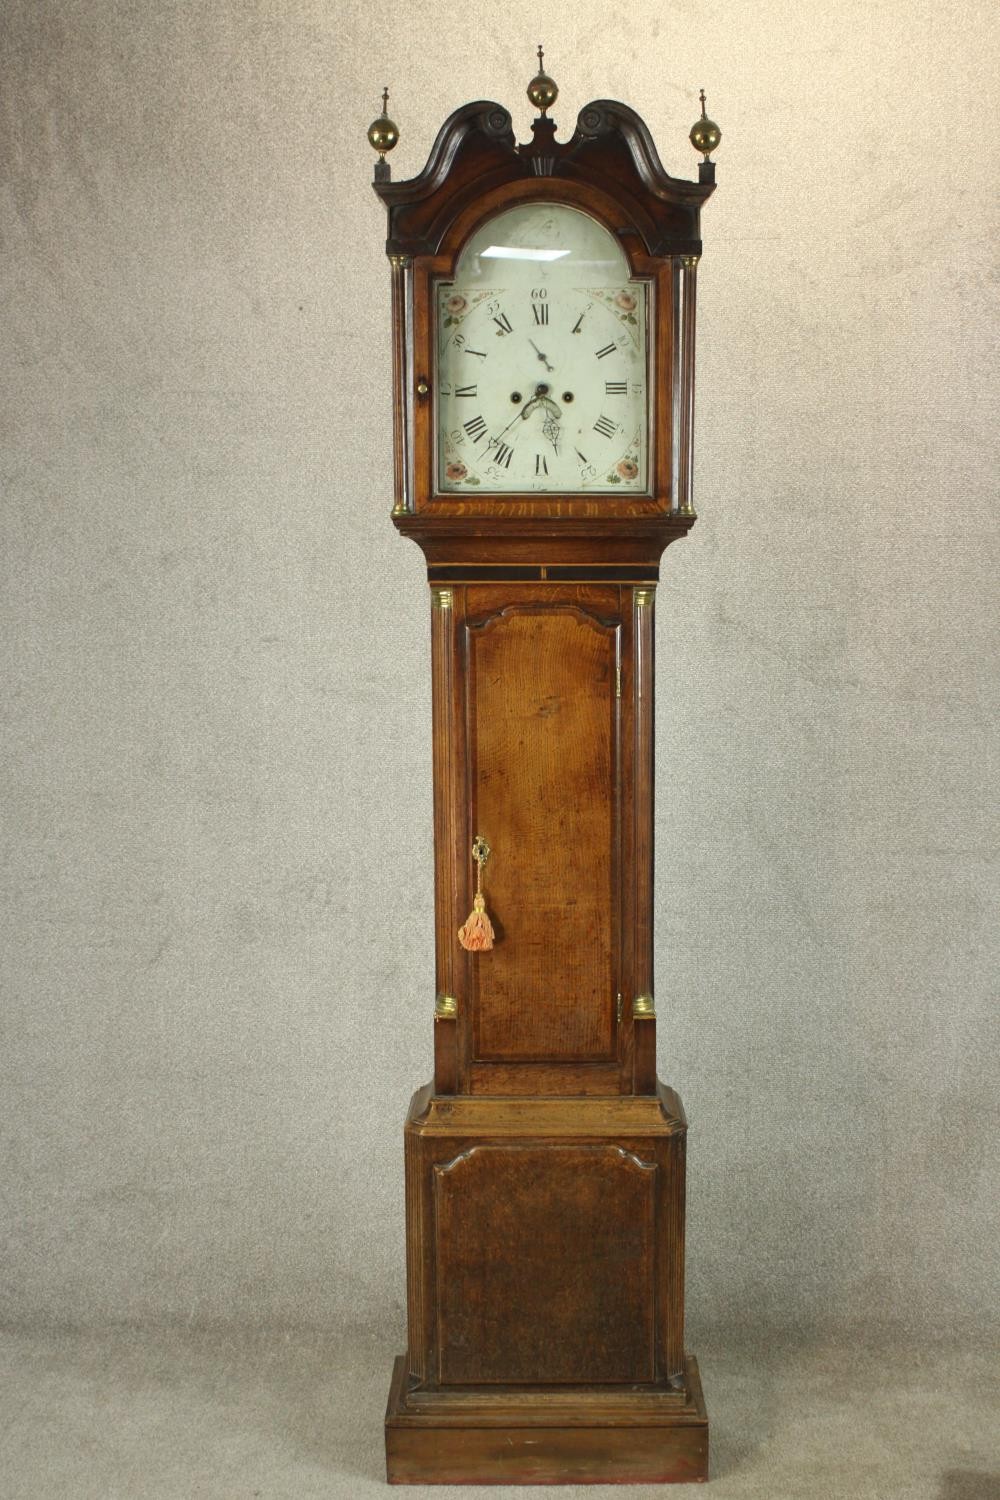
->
[{"left": 385, "top": 1354, "right": 709, "bottom": 1485}]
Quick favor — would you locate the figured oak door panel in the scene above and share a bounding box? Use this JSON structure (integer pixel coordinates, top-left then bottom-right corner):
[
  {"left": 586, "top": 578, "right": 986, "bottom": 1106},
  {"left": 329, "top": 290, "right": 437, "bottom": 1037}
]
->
[
  {"left": 434, "top": 1144, "right": 656, "bottom": 1385},
  {"left": 463, "top": 588, "right": 621, "bottom": 1066}
]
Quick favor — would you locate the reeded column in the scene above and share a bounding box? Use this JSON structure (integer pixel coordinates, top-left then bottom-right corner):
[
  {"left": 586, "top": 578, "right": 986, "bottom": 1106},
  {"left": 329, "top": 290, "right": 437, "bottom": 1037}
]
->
[
  {"left": 430, "top": 586, "right": 459, "bottom": 1093},
  {"left": 673, "top": 254, "right": 700, "bottom": 518},
  {"left": 389, "top": 255, "right": 411, "bottom": 515},
  {"left": 632, "top": 585, "right": 657, "bottom": 1093}
]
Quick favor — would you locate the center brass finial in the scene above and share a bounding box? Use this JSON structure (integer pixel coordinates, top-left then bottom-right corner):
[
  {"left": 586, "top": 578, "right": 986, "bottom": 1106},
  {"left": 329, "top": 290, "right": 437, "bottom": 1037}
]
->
[{"left": 527, "top": 44, "right": 558, "bottom": 115}]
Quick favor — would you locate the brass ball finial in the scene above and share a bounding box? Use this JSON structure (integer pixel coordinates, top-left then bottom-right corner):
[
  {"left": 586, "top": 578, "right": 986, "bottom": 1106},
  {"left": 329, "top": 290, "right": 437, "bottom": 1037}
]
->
[
  {"left": 367, "top": 86, "right": 399, "bottom": 158},
  {"left": 527, "top": 44, "right": 558, "bottom": 115},
  {"left": 689, "top": 88, "right": 721, "bottom": 159}
]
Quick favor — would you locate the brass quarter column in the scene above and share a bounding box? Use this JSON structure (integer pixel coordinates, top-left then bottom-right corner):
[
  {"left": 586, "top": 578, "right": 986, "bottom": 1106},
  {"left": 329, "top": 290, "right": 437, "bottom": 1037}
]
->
[
  {"left": 632, "top": 586, "right": 657, "bottom": 1094},
  {"left": 389, "top": 255, "right": 412, "bottom": 515},
  {"left": 430, "top": 586, "right": 459, "bottom": 1093},
  {"left": 678, "top": 255, "right": 700, "bottom": 519}
]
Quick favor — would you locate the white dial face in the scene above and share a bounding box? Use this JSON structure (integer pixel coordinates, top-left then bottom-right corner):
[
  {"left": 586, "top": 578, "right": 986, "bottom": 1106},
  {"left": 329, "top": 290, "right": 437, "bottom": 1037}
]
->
[{"left": 435, "top": 204, "right": 649, "bottom": 495}]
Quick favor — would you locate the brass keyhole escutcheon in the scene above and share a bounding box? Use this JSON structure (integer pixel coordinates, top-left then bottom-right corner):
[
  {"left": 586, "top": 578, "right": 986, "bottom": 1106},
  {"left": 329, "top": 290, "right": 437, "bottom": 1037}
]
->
[{"left": 472, "top": 834, "right": 491, "bottom": 866}]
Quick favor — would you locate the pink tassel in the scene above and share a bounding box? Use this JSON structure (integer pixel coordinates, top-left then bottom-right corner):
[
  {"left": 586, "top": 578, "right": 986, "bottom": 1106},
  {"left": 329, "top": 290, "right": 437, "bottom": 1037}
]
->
[{"left": 458, "top": 893, "right": 494, "bottom": 952}]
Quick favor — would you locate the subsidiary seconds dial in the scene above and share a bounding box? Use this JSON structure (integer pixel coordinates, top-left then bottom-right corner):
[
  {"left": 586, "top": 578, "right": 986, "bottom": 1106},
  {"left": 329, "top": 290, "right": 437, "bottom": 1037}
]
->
[{"left": 434, "top": 203, "right": 650, "bottom": 495}]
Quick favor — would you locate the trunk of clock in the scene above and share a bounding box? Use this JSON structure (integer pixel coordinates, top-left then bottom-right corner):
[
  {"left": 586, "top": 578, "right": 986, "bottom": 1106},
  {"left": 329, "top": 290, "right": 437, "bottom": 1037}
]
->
[
  {"left": 385, "top": 569, "right": 706, "bottom": 1484},
  {"left": 430, "top": 582, "right": 658, "bottom": 1099}
]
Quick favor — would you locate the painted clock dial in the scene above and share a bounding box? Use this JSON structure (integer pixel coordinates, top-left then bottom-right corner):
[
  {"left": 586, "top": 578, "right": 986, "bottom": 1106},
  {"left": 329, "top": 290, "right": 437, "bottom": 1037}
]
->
[{"left": 435, "top": 203, "right": 649, "bottom": 494}]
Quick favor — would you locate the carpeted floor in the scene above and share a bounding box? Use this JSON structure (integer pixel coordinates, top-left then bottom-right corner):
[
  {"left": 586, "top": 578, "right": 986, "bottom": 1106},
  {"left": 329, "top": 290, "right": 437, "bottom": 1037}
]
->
[{"left": 1, "top": 1328, "right": 996, "bottom": 1498}]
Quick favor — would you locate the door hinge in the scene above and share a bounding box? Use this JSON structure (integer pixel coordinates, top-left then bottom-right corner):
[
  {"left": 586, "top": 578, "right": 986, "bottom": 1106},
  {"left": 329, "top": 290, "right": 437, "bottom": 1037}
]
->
[{"left": 616, "top": 992, "right": 623, "bottom": 1024}]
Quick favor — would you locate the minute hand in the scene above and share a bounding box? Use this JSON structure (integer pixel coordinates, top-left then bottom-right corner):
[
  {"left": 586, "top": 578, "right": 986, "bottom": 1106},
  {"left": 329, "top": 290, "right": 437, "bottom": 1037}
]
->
[
  {"left": 491, "top": 397, "right": 539, "bottom": 445},
  {"left": 529, "top": 339, "right": 554, "bottom": 372}
]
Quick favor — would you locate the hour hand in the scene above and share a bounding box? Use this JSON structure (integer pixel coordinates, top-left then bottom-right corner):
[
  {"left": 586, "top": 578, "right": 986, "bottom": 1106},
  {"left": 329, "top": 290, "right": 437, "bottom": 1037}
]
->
[{"left": 529, "top": 338, "right": 554, "bottom": 373}]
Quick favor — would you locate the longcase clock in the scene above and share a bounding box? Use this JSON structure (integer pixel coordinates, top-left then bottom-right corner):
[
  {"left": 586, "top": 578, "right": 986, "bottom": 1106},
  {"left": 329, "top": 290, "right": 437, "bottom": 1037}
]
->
[{"left": 369, "top": 53, "right": 720, "bottom": 1486}]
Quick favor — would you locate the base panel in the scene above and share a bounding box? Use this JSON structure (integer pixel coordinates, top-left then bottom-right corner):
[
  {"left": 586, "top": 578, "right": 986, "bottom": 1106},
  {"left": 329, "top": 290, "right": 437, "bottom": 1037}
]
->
[{"left": 385, "top": 1354, "right": 709, "bottom": 1485}]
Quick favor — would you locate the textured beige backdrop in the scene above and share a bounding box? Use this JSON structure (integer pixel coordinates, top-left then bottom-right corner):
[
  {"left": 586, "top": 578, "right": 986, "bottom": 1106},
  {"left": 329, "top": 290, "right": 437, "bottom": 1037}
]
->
[{"left": 1, "top": 0, "right": 997, "bottom": 1353}]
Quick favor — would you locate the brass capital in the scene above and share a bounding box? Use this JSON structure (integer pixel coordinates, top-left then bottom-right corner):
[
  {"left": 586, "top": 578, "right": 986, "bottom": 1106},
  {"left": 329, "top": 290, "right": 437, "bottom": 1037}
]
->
[
  {"left": 633, "top": 993, "right": 656, "bottom": 1018},
  {"left": 431, "top": 587, "right": 454, "bottom": 610},
  {"left": 435, "top": 993, "right": 458, "bottom": 1019},
  {"left": 634, "top": 587, "right": 656, "bottom": 609}
]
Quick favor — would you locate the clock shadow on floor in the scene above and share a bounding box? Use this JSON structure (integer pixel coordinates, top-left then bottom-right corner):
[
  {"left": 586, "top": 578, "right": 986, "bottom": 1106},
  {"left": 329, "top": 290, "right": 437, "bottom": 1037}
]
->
[
  {"left": 232, "top": 1328, "right": 395, "bottom": 1489},
  {"left": 693, "top": 1339, "right": 784, "bottom": 1483},
  {"left": 937, "top": 1473, "right": 1000, "bottom": 1500}
]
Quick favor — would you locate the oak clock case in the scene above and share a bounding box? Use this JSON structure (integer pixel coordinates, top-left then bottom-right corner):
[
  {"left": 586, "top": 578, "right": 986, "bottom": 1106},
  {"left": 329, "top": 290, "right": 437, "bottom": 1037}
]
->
[{"left": 370, "top": 68, "right": 719, "bottom": 1486}]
